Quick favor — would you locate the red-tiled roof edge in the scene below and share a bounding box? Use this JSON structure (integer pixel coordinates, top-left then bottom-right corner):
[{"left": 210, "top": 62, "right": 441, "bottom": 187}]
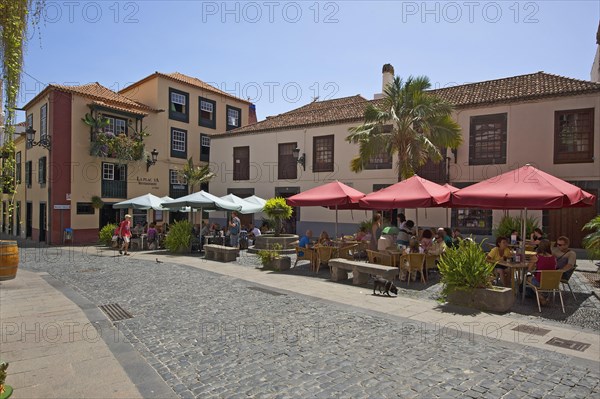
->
[{"left": 119, "top": 71, "right": 252, "bottom": 104}]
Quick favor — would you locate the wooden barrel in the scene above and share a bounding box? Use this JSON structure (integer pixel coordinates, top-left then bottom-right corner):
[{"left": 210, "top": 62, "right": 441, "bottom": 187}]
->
[{"left": 0, "top": 240, "right": 19, "bottom": 281}]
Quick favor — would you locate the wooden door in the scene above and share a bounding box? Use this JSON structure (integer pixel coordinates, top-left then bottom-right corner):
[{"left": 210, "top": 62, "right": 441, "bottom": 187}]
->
[{"left": 548, "top": 189, "right": 598, "bottom": 248}]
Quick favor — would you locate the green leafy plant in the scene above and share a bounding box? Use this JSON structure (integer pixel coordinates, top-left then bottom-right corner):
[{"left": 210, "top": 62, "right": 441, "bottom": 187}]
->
[
  {"left": 438, "top": 239, "right": 495, "bottom": 296},
  {"left": 493, "top": 215, "right": 539, "bottom": 239},
  {"left": 178, "top": 157, "right": 215, "bottom": 194},
  {"left": 359, "top": 219, "right": 373, "bottom": 233},
  {"left": 165, "top": 220, "right": 192, "bottom": 252},
  {"left": 91, "top": 195, "right": 104, "bottom": 209},
  {"left": 263, "top": 197, "right": 293, "bottom": 237},
  {"left": 99, "top": 223, "right": 118, "bottom": 246},
  {"left": 582, "top": 215, "right": 600, "bottom": 261},
  {"left": 257, "top": 243, "right": 283, "bottom": 267},
  {"left": 84, "top": 113, "right": 150, "bottom": 164}
]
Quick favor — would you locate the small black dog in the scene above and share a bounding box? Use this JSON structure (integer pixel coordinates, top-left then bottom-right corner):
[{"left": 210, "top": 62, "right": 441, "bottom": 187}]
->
[{"left": 373, "top": 276, "right": 398, "bottom": 296}]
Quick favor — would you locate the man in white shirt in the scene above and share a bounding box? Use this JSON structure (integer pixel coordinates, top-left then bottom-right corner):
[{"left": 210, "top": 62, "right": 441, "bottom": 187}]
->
[{"left": 249, "top": 223, "right": 261, "bottom": 238}]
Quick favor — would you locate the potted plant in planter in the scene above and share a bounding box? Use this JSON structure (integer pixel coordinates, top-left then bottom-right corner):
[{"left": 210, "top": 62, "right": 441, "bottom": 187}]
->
[
  {"left": 263, "top": 197, "right": 293, "bottom": 237},
  {"left": 165, "top": 220, "right": 192, "bottom": 253},
  {"left": 257, "top": 243, "right": 291, "bottom": 271},
  {"left": 0, "top": 362, "right": 12, "bottom": 399},
  {"left": 438, "top": 239, "right": 515, "bottom": 313}
]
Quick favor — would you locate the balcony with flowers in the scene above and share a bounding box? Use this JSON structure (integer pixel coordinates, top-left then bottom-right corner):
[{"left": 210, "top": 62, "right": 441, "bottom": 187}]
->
[{"left": 83, "top": 113, "right": 149, "bottom": 164}]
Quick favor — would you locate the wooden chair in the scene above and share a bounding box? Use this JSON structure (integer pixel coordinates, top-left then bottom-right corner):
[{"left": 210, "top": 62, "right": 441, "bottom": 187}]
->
[
  {"left": 315, "top": 245, "right": 336, "bottom": 273},
  {"left": 424, "top": 254, "right": 439, "bottom": 281},
  {"left": 560, "top": 264, "right": 577, "bottom": 301},
  {"left": 526, "top": 270, "right": 565, "bottom": 313},
  {"left": 337, "top": 244, "right": 358, "bottom": 260},
  {"left": 366, "top": 250, "right": 392, "bottom": 267},
  {"left": 354, "top": 241, "right": 369, "bottom": 260},
  {"left": 399, "top": 253, "right": 426, "bottom": 285},
  {"left": 294, "top": 245, "right": 316, "bottom": 271}
]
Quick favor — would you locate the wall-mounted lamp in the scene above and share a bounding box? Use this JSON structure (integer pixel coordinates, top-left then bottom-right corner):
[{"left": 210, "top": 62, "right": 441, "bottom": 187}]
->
[
  {"left": 26, "top": 126, "right": 51, "bottom": 150},
  {"left": 146, "top": 148, "right": 158, "bottom": 171},
  {"left": 292, "top": 147, "right": 305, "bottom": 171}
]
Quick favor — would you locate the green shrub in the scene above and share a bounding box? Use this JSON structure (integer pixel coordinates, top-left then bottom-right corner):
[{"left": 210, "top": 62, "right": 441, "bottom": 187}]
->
[
  {"left": 438, "top": 239, "right": 495, "bottom": 296},
  {"left": 582, "top": 215, "right": 600, "bottom": 260},
  {"left": 257, "top": 243, "right": 282, "bottom": 266},
  {"left": 493, "top": 215, "right": 539, "bottom": 239},
  {"left": 263, "top": 197, "right": 293, "bottom": 236},
  {"left": 165, "top": 220, "right": 192, "bottom": 252},
  {"left": 99, "top": 223, "right": 118, "bottom": 246}
]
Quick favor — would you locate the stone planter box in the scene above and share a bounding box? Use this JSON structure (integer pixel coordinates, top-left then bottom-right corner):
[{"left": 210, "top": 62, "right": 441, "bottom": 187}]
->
[
  {"left": 447, "top": 287, "right": 515, "bottom": 313},
  {"left": 263, "top": 256, "right": 291, "bottom": 271}
]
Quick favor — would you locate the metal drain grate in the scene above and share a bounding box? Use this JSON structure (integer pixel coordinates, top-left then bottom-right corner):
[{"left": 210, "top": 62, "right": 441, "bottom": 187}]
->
[
  {"left": 77, "top": 268, "right": 101, "bottom": 273},
  {"left": 247, "top": 286, "right": 286, "bottom": 296},
  {"left": 511, "top": 324, "right": 551, "bottom": 336},
  {"left": 545, "top": 337, "right": 590, "bottom": 352},
  {"left": 99, "top": 303, "right": 133, "bottom": 322}
]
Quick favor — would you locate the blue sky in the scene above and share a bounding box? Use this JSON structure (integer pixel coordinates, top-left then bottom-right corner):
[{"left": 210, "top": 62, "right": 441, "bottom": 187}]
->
[{"left": 18, "top": 0, "right": 600, "bottom": 121}]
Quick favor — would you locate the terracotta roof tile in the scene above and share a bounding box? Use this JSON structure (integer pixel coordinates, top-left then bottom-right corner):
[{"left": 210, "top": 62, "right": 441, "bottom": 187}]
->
[
  {"left": 430, "top": 72, "right": 600, "bottom": 107},
  {"left": 219, "top": 72, "right": 600, "bottom": 136},
  {"left": 90, "top": 100, "right": 149, "bottom": 116},
  {"left": 24, "top": 82, "right": 158, "bottom": 114},
  {"left": 120, "top": 72, "right": 251, "bottom": 104}
]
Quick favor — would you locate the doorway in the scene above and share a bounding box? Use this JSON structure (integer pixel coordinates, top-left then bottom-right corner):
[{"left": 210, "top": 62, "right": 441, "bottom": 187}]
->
[
  {"left": 16, "top": 201, "right": 21, "bottom": 237},
  {"left": 26, "top": 202, "right": 32, "bottom": 238},
  {"left": 99, "top": 204, "right": 121, "bottom": 229},
  {"left": 547, "top": 188, "right": 598, "bottom": 248},
  {"left": 275, "top": 187, "right": 300, "bottom": 234},
  {"left": 39, "top": 202, "right": 47, "bottom": 242}
]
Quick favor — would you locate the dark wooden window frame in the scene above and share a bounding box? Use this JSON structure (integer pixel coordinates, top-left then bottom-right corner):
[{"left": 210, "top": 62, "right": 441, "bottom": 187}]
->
[
  {"left": 233, "top": 146, "right": 250, "bottom": 181},
  {"left": 169, "top": 87, "right": 189, "bottom": 123},
  {"left": 170, "top": 128, "right": 188, "bottom": 159},
  {"left": 199, "top": 97, "right": 217, "bottom": 129},
  {"left": 313, "top": 135, "right": 334, "bottom": 173},
  {"left": 365, "top": 149, "right": 392, "bottom": 170},
  {"left": 554, "top": 108, "right": 594, "bottom": 164},
  {"left": 226, "top": 105, "right": 242, "bottom": 131},
  {"left": 469, "top": 113, "right": 507, "bottom": 165},
  {"left": 76, "top": 203, "right": 95, "bottom": 215},
  {"left": 278, "top": 142, "right": 298, "bottom": 180},
  {"left": 200, "top": 133, "right": 210, "bottom": 162},
  {"left": 38, "top": 156, "right": 47, "bottom": 186}
]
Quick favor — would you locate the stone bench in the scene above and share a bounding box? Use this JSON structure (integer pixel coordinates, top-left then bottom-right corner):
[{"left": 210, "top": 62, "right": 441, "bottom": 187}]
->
[
  {"left": 329, "top": 258, "right": 399, "bottom": 285},
  {"left": 204, "top": 244, "right": 238, "bottom": 262}
]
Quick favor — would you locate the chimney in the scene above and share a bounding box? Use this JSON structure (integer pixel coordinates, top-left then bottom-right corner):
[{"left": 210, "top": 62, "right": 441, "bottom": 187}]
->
[
  {"left": 248, "top": 103, "right": 257, "bottom": 125},
  {"left": 382, "top": 63, "right": 395, "bottom": 92},
  {"left": 592, "top": 21, "right": 600, "bottom": 82},
  {"left": 374, "top": 63, "right": 395, "bottom": 99}
]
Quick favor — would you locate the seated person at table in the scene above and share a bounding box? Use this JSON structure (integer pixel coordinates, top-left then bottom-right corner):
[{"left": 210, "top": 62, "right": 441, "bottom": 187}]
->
[
  {"left": 487, "top": 236, "right": 513, "bottom": 287},
  {"left": 248, "top": 223, "right": 262, "bottom": 239},
  {"left": 438, "top": 227, "right": 453, "bottom": 248},
  {"left": 132, "top": 222, "right": 144, "bottom": 237},
  {"left": 355, "top": 226, "right": 368, "bottom": 241},
  {"left": 428, "top": 229, "right": 447, "bottom": 256},
  {"left": 420, "top": 229, "right": 434, "bottom": 253},
  {"left": 530, "top": 228, "right": 544, "bottom": 245},
  {"left": 404, "top": 237, "right": 424, "bottom": 254},
  {"left": 552, "top": 236, "right": 577, "bottom": 279},
  {"left": 146, "top": 223, "right": 158, "bottom": 250},
  {"left": 452, "top": 229, "right": 463, "bottom": 246},
  {"left": 318, "top": 231, "right": 333, "bottom": 246},
  {"left": 396, "top": 220, "right": 415, "bottom": 247},
  {"left": 298, "top": 230, "right": 313, "bottom": 256},
  {"left": 377, "top": 233, "right": 395, "bottom": 251},
  {"left": 510, "top": 230, "right": 521, "bottom": 245},
  {"left": 192, "top": 224, "right": 201, "bottom": 237},
  {"left": 527, "top": 239, "right": 557, "bottom": 305}
]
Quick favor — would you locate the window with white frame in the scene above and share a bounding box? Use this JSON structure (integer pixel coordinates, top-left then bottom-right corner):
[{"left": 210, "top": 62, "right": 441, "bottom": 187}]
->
[
  {"left": 171, "top": 128, "right": 187, "bottom": 158},
  {"left": 226, "top": 105, "right": 241, "bottom": 130},
  {"left": 171, "top": 92, "right": 186, "bottom": 112},
  {"left": 200, "top": 134, "right": 210, "bottom": 162},
  {"left": 40, "top": 104, "right": 47, "bottom": 140},
  {"left": 199, "top": 97, "right": 217, "bottom": 129},
  {"left": 104, "top": 115, "right": 127, "bottom": 136},
  {"left": 103, "top": 163, "right": 115, "bottom": 180},
  {"left": 169, "top": 88, "right": 189, "bottom": 122},
  {"left": 170, "top": 169, "right": 186, "bottom": 185}
]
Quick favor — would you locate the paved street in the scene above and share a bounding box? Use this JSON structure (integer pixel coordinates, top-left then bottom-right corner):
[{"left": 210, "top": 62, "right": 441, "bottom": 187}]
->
[{"left": 3, "top": 245, "right": 600, "bottom": 398}]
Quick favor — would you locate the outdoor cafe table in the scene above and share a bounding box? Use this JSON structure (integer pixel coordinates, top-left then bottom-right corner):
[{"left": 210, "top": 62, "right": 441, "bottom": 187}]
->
[{"left": 496, "top": 259, "right": 530, "bottom": 300}]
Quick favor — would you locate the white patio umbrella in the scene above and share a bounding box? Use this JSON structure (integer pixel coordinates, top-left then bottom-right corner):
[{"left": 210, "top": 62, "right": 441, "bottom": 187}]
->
[
  {"left": 219, "top": 194, "right": 264, "bottom": 214},
  {"left": 161, "top": 190, "right": 242, "bottom": 212},
  {"left": 244, "top": 195, "right": 267, "bottom": 208},
  {"left": 113, "top": 193, "right": 169, "bottom": 210}
]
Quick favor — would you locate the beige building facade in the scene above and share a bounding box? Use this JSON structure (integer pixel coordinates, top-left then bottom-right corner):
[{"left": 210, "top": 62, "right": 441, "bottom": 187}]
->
[
  {"left": 210, "top": 70, "right": 600, "bottom": 247},
  {"left": 1, "top": 72, "right": 255, "bottom": 244}
]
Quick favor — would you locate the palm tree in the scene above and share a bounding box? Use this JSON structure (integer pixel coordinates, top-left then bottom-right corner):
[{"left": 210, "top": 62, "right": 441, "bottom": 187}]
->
[
  {"left": 346, "top": 76, "right": 462, "bottom": 181},
  {"left": 582, "top": 215, "right": 600, "bottom": 261},
  {"left": 178, "top": 157, "right": 215, "bottom": 194}
]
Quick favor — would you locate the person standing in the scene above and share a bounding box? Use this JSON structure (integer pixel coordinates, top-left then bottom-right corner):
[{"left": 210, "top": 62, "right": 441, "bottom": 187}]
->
[
  {"left": 118, "top": 214, "right": 132, "bottom": 255},
  {"left": 370, "top": 213, "right": 382, "bottom": 251},
  {"left": 229, "top": 211, "right": 241, "bottom": 248}
]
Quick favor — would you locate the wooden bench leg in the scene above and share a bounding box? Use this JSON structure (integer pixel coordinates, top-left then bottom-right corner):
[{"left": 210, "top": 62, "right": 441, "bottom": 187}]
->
[
  {"left": 331, "top": 267, "right": 349, "bottom": 282},
  {"left": 352, "top": 267, "right": 369, "bottom": 285}
]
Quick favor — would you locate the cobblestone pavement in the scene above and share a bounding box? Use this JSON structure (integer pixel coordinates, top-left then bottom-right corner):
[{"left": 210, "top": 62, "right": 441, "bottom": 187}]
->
[{"left": 19, "top": 247, "right": 600, "bottom": 398}]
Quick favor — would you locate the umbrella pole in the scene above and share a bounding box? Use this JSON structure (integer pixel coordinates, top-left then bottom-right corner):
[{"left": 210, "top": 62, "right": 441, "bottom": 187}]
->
[
  {"left": 521, "top": 208, "right": 527, "bottom": 260},
  {"left": 415, "top": 209, "right": 419, "bottom": 238},
  {"left": 335, "top": 205, "right": 338, "bottom": 239}
]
